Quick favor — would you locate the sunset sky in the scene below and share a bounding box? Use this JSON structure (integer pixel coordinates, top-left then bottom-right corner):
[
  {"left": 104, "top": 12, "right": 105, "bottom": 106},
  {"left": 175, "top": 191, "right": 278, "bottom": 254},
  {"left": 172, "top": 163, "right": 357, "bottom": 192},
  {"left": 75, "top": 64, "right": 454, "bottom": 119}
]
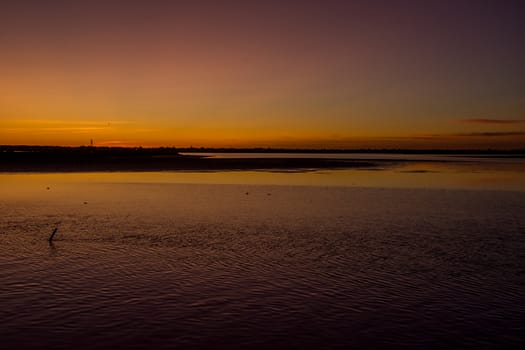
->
[{"left": 1, "top": 0, "right": 524, "bottom": 148}]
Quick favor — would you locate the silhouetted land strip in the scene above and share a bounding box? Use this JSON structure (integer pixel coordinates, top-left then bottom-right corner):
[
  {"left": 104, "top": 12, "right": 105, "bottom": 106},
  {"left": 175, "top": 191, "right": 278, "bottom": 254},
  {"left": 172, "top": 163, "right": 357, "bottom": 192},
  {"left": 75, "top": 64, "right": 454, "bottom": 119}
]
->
[
  {"left": 0, "top": 146, "right": 523, "bottom": 172},
  {"left": 2, "top": 145, "right": 524, "bottom": 155},
  {"left": 0, "top": 146, "right": 378, "bottom": 172}
]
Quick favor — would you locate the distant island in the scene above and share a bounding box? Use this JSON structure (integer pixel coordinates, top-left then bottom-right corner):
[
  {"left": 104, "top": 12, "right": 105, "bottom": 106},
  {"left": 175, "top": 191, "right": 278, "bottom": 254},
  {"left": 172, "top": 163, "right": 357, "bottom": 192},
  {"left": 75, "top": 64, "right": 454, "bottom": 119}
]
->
[{"left": 0, "top": 145, "right": 523, "bottom": 172}]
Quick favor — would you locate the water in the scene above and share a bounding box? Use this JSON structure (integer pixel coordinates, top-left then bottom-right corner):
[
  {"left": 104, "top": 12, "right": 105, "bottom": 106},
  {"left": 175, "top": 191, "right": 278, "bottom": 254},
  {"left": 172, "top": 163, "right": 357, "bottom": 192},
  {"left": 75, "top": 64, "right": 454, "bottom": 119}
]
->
[
  {"left": 181, "top": 152, "right": 524, "bottom": 163},
  {"left": 1, "top": 158, "right": 524, "bottom": 348}
]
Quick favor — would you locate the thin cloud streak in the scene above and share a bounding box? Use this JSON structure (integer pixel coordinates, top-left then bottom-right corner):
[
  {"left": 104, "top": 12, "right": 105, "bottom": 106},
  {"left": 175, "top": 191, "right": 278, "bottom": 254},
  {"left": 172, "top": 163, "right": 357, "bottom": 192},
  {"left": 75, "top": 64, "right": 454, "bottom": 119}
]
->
[
  {"left": 398, "top": 132, "right": 525, "bottom": 140},
  {"left": 454, "top": 131, "right": 525, "bottom": 137},
  {"left": 459, "top": 118, "right": 525, "bottom": 125}
]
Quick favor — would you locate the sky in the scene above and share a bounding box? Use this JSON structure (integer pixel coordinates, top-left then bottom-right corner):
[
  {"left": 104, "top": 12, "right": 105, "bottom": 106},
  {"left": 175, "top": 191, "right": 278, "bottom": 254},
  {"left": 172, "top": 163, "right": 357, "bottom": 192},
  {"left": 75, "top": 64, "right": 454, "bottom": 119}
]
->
[{"left": 1, "top": 0, "right": 524, "bottom": 149}]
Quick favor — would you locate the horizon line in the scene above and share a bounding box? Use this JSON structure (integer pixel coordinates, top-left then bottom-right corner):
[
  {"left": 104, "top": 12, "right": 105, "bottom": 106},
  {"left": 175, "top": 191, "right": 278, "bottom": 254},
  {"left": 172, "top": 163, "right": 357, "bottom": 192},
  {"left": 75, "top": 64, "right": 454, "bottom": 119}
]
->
[{"left": 1, "top": 145, "right": 524, "bottom": 153}]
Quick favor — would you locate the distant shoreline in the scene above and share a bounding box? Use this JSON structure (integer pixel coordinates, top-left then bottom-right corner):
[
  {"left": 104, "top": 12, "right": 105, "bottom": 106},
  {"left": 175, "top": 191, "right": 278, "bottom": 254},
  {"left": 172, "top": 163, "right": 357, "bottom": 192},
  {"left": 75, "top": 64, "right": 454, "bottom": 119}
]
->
[
  {"left": 0, "top": 146, "right": 376, "bottom": 172},
  {"left": 0, "top": 154, "right": 382, "bottom": 173},
  {"left": 2, "top": 145, "right": 525, "bottom": 155},
  {"left": 1, "top": 145, "right": 523, "bottom": 172}
]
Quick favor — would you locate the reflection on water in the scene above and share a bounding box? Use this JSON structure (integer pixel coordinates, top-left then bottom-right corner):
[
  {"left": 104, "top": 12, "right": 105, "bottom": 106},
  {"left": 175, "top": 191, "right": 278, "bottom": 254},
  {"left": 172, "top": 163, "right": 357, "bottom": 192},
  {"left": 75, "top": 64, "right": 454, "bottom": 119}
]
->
[
  {"left": 182, "top": 152, "right": 525, "bottom": 162},
  {"left": 1, "top": 157, "right": 524, "bottom": 194},
  {"left": 0, "top": 160, "right": 524, "bottom": 348}
]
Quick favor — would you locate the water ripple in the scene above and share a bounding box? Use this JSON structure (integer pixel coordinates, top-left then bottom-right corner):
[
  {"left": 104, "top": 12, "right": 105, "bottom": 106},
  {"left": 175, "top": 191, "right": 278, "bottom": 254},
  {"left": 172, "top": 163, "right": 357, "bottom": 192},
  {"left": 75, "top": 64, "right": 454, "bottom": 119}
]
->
[{"left": 1, "top": 185, "right": 524, "bottom": 348}]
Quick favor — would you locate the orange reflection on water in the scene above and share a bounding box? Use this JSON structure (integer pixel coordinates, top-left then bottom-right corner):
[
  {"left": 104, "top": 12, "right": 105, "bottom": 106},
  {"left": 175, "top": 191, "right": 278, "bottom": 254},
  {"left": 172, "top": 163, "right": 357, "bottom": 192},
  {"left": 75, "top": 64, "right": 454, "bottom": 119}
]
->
[{"left": 1, "top": 159, "right": 524, "bottom": 202}]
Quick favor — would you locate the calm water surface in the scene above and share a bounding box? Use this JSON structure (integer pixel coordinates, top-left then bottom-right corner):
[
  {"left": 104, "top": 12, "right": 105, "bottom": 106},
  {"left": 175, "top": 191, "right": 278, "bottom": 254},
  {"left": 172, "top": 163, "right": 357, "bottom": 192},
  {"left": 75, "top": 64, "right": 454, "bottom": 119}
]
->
[{"left": 1, "top": 160, "right": 524, "bottom": 348}]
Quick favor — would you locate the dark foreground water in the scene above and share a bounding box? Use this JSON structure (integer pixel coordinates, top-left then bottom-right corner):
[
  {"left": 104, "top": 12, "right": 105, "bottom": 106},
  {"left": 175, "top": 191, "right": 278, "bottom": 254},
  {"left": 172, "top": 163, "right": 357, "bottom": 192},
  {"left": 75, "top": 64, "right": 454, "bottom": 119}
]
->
[{"left": 1, "top": 168, "right": 524, "bottom": 348}]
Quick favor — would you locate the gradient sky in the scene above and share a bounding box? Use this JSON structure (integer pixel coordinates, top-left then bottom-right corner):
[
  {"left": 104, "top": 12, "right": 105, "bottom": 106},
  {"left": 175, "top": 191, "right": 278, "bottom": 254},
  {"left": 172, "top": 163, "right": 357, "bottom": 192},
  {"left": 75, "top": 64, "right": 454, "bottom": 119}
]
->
[{"left": 1, "top": 0, "right": 524, "bottom": 148}]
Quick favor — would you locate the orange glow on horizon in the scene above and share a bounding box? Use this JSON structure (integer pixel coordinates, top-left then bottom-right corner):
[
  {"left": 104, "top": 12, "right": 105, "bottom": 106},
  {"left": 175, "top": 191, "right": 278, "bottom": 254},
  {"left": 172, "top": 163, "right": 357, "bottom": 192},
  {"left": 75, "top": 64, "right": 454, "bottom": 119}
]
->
[
  {"left": 1, "top": 2, "right": 524, "bottom": 150},
  {"left": 1, "top": 117, "right": 524, "bottom": 149}
]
